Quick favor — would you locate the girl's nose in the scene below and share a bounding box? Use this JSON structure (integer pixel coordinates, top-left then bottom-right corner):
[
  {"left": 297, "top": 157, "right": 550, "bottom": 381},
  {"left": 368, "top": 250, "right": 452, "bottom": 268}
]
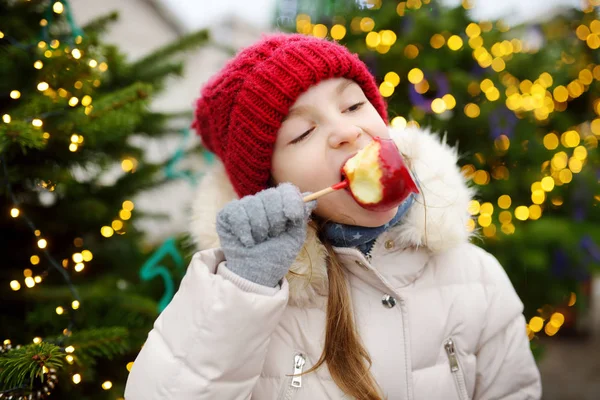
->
[{"left": 329, "top": 125, "right": 363, "bottom": 149}]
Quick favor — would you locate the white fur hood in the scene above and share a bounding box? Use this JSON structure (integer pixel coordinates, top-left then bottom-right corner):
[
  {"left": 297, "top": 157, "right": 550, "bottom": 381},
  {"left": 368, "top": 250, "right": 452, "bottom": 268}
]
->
[{"left": 189, "top": 126, "right": 475, "bottom": 306}]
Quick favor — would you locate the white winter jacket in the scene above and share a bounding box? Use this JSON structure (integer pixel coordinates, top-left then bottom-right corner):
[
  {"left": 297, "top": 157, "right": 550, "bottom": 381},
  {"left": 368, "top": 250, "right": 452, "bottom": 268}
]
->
[{"left": 125, "top": 127, "right": 542, "bottom": 400}]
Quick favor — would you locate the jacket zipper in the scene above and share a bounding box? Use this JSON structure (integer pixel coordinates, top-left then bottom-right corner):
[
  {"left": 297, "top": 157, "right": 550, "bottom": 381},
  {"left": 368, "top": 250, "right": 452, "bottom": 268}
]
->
[
  {"left": 444, "top": 339, "right": 469, "bottom": 400},
  {"left": 291, "top": 354, "right": 306, "bottom": 388},
  {"left": 279, "top": 353, "right": 306, "bottom": 400}
]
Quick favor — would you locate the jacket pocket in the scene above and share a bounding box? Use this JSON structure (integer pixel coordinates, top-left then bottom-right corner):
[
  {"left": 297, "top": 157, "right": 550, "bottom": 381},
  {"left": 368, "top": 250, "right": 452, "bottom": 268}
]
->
[
  {"left": 444, "top": 338, "right": 469, "bottom": 400},
  {"left": 278, "top": 353, "right": 306, "bottom": 400}
]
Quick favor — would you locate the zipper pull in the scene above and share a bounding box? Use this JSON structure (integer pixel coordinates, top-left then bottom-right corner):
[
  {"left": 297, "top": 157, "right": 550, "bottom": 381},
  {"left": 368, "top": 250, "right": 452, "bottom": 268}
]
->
[
  {"left": 444, "top": 339, "right": 460, "bottom": 373},
  {"left": 291, "top": 354, "right": 306, "bottom": 388}
]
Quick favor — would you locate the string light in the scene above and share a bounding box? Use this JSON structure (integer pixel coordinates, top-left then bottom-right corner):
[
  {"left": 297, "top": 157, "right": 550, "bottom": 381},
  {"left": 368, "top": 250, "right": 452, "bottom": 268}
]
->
[
  {"left": 88, "top": 59, "right": 98, "bottom": 68},
  {"left": 3, "top": 114, "right": 11, "bottom": 123},
  {"left": 101, "top": 226, "right": 114, "bottom": 238},
  {"left": 56, "top": 306, "right": 64, "bottom": 315},
  {"left": 53, "top": 2, "right": 64, "bottom": 14},
  {"left": 33, "top": 337, "right": 42, "bottom": 344},
  {"left": 32, "top": 118, "right": 43, "bottom": 127},
  {"left": 74, "top": 263, "right": 84, "bottom": 272},
  {"left": 408, "top": 68, "right": 424, "bottom": 84},
  {"left": 71, "top": 48, "right": 82, "bottom": 59},
  {"left": 10, "top": 280, "right": 21, "bottom": 291},
  {"left": 72, "top": 374, "right": 81, "bottom": 384},
  {"left": 66, "top": 355, "right": 74, "bottom": 364},
  {"left": 25, "top": 277, "right": 35, "bottom": 288},
  {"left": 102, "top": 381, "right": 113, "bottom": 390},
  {"left": 10, "top": 207, "right": 20, "bottom": 218},
  {"left": 72, "top": 300, "right": 80, "bottom": 310},
  {"left": 65, "top": 345, "right": 75, "bottom": 353},
  {"left": 34, "top": 60, "right": 44, "bottom": 69},
  {"left": 37, "top": 238, "right": 47, "bottom": 249},
  {"left": 119, "top": 210, "right": 131, "bottom": 220},
  {"left": 81, "top": 250, "right": 93, "bottom": 261},
  {"left": 10, "top": 90, "right": 21, "bottom": 99}
]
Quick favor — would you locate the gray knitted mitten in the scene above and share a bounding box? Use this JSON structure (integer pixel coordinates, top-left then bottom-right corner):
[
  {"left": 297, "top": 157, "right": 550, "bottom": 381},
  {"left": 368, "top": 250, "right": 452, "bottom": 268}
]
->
[{"left": 216, "top": 183, "right": 317, "bottom": 288}]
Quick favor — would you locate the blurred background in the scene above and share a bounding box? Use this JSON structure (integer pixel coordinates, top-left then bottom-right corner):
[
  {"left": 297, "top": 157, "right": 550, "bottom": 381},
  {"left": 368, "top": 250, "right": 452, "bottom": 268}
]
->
[{"left": 1, "top": 0, "right": 599, "bottom": 399}]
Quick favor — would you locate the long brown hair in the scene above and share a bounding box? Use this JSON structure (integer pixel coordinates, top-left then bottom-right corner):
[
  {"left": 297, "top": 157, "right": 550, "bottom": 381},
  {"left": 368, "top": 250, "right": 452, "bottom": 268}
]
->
[{"left": 298, "top": 220, "right": 384, "bottom": 400}]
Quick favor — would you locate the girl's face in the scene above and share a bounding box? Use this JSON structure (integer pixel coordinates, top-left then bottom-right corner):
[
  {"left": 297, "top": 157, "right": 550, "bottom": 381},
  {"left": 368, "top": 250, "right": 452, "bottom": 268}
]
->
[{"left": 271, "top": 78, "right": 398, "bottom": 227}]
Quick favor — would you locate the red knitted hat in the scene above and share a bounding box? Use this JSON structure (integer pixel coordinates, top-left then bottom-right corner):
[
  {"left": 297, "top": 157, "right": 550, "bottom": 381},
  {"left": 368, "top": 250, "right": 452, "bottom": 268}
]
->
[{"left": 192, "top": 33, "right": 388, "bottom": 198}]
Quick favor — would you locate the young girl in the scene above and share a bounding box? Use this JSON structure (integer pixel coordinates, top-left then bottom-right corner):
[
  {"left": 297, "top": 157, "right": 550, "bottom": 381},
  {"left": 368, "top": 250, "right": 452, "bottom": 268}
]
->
[{"left": 125, "top": 33, "right": 541, "bottom": 399}]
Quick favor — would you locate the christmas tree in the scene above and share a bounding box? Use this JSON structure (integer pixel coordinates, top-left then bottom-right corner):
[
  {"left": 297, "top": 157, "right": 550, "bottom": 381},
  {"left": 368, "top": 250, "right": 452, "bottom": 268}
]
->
[
  {"left": 0, "top": 0, "right": 208, "bottom": 398},
  {"left": 275, "top": 0, "right": 600, "bottom": 342}
]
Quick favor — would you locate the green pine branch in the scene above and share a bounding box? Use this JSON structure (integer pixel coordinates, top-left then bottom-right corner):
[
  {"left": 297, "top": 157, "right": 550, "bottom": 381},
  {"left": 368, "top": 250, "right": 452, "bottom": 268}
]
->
[
  {"left": 0, "top": 343, "right": 64, "bottom": 391},
  {"left": 48, "top": 327, "right": 130, "bottom": 367}
]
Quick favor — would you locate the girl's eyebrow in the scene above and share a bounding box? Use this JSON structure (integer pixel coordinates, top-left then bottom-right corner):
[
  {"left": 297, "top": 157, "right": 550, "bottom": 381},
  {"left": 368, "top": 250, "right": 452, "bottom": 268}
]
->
[{"left": 283, "top": 81, "right": 355, "bottom": 122}]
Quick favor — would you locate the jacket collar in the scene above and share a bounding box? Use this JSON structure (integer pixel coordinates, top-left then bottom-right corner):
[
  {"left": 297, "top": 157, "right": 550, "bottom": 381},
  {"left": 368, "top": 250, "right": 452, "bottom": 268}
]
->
[{"left": 189, "top": 126, "right": 475, "bottom": 307}]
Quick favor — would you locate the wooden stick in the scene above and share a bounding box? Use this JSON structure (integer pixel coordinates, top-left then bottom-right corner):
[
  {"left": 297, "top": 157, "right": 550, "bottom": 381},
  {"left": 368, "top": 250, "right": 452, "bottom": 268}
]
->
[{"left": 303, "top": 180, "right": 349, "bottom": 202}]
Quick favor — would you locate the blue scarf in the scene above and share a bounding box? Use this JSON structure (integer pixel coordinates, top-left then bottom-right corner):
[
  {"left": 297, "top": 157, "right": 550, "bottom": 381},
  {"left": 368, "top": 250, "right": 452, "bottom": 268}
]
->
[{"left": 323, "top": 193, "right": 416, "bottom": 256}]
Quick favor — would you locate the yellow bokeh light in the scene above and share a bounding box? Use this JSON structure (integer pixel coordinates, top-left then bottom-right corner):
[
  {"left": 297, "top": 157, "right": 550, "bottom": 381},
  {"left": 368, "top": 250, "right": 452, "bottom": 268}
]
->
[
  {"left": 360, "top": 17, "right": 375, "bottom": 32},
  {"left": 25, "top": 277, "right": 35, "bottom": 288},
  {"left": 82, "top": 250, "right": 93, "bottom": 262},
  {"left": 573, "top": 146, "right": 587, "bottom": 160},
  {"left": 37, "top": 82, "right": 49, "bottom": 91},
  {"left": 385, "top": 72, "right": 400, "bottom": 87},
  {"left": 75, "top": 263, "right": 85, "bottom": 272},
  {"left": 541, "top": 176, "right": 555, "bottom": 192},
  {"left": 499, "top": 211, "right": 512, "bottom": 224},
  {"left": 10, "top": 280, "right": 21, "bottom": 291},
  {"left": 379, "top": 81, "right": 394, "bottom": 97},
  {"left": 381, "top": 30, "right": 397, "bottom": 46},
  {"left": 34, "top": 276, "right": 42, "bottom": 283},
  {"left": 447, "top": 35, "right": 463, "bottom": 50},
  {"left": 561, "top": 130, "right": 580, "bottom": 148},
  {"left": 431, "top": 98, "right": 447, "bottom": 114},
  {"left": 30, "top": 255, "right": 40, "bottom": 265},
  {"left": 559, "top": 169, "right": 573, "bottom": 184},
  {"left": 37, "top": 239, "right": 47, "bottom": 249},
  {"left": 99, "top": 62, "right": 108, "bottom": 72},
  {"left": 515, "top": 206, "right": 529, "bottom": 221},
  {"left": 414, "top": 79, "right": 429, "bottom": 94},
  {"left": 553, "top": 86, "right": 569, "bottom": 102},
  {"left": 404, "top": 44, "right": 419, "bottom": 59},
  {"left": 56, "top": 306, "right": 64, "bottom": 315},
  {"left": 122, "top": 159, "right": 134, "bottom": 172},
  {"left": 468, "top": 200, "right": 481, "bottom": 215},
  {"left": 69, "top": 97, "right": 79, "bottom": 107},
  {"left": 531, "top": 190, "right": 546, "bottom": 205},
  {"left": 10, "top": 208, "right": 20, "bottom": 218},
  {"left": 330, "top": 25, "right": 346, "bottom": 40},
  {"left": 480, "top": 202, "right": 494, "bottom": 216},
  {"left": 551, "top": 152, "right": 568, "bottom": 170},
  {"left": 466, "top": 219, "right": 476, "bottom": 232},
  {"left": 408, "top": 68, "right": 424, "bottom": 84},
  {"left": 66, "top": 355, "right": 74, "bottom": 364},
  {"left": 545, "top": 323, "right": 559, "bottom": 336},
  {"left": 391, "top": 116, "right": 407, "bottom": 129},
  {"left": 102, "top": 381, "right": 113, "bottom": 390},
  {"left": 430, "top": 33, "right": 445, "bottom": 49},
  {"left": 568, "top": 292, "right": 577, "bottom": 307},
  {"left": 112, "top": 220, "right": 124, "bottom": 231},
  {"left": 543, "top": 133, "right": 559, "bottom": 150},
  {"left": 587, "top": 34, "right": 600, "bottom": 49},
  {"left": 312, "top": 24, "right": 327, "bottom": 38},
  {"left": 480, "top": 79, "right": 494, "bottom": 93},
  {"left": 81, "top": 95, "right": 92, "bottom": 107},
  {"left": 53, "top": 2, "right": 64, "bottom": 14},
  {"left": 365, "top": 31, "right": 380, "bottom": 47},
  {"left": 491, "top": 58, "right": 506, "bottom": 72},
  {"left": 464, "top": 103, "right": 480, "bottom": 118},
  {"left": 72, "top": 253, "right": 83, "bottom": 263},
  {"left": 32, "top": 118, "right": 43, "bottom": 127},
  {"left": 101, "top": 226, "right": 114, "bottom": 238},
  {"left": 579, "top": 69, "right": 593, "bottom": 85},
  {"left": 483, "top": 224, "right": 497, "bottom": 238},
  {"left": 120, "top": 209, "right": 132, "bottom": 220},
  {"left": 127, "top": 361, "right": 134, "bottom": 372},
  {"left": 473, "top": 170, "right": 490, "bottom": 185},
  {"left": 478, "top": 214, "right": 492, "bottom": 227},
  {"left": 550, "top": 312, "right": 565, "bottom": 328},
  {"left": 465, "top": 23, "right": 481, "bottom": 37},
  {"left": 24, "top": 268, "right": 32, "bottom": 278},
  {"left": 494, "top": 135, "right": 510, "bottom": 152},
  {"left": 538, "top": 72, "right": 553, "bottom": 87},
  {"left": 71, "top": 48, "right": 82, "bottom": 59},
  {"left": 568, "top": 157, "right": 583, "bottom": 173},
  {"left": 69, "top": 143, "right": 78, "bottom": 152},
  {"left": 442, "top": 94, "right": 456, "bottom": 109},
  {"left": 72, "top": 374, "right": 81, "bottom": 384},
  {"left": 72, "top": 300, "right": 80, "bottom": 310},
  {"left": 529, "top": 316, "right": 544, "bottom": 332},
  {"left": 65, "top": 345, "right": 75, "bottom": 353},
  {"left": 498, "top": 195, "right": 512, "bottom": 209},
  {"left": 10, "top": 90, "right": 21, "bottom": 99}
]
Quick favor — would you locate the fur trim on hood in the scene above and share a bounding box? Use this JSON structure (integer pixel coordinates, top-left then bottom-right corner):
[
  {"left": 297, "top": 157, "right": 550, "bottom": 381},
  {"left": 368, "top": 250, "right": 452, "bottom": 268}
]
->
[{"left": 190, "top": 126, "right": 475, "bottom": 307}]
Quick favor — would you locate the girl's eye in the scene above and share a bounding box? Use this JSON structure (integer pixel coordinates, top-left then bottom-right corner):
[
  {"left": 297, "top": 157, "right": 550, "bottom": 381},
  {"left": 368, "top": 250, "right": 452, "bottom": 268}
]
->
[
  {"left": 346, "top": 101, "right": 366, "bottom": 113},
  {"left": 291, "top": 127, "right": 315, "bottom": 144}
]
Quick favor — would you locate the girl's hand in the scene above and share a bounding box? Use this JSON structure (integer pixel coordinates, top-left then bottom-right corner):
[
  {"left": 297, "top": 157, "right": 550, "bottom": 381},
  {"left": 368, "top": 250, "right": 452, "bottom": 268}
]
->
[{"left": 216, "top": 183, "right": 317, "bottom": 287}]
